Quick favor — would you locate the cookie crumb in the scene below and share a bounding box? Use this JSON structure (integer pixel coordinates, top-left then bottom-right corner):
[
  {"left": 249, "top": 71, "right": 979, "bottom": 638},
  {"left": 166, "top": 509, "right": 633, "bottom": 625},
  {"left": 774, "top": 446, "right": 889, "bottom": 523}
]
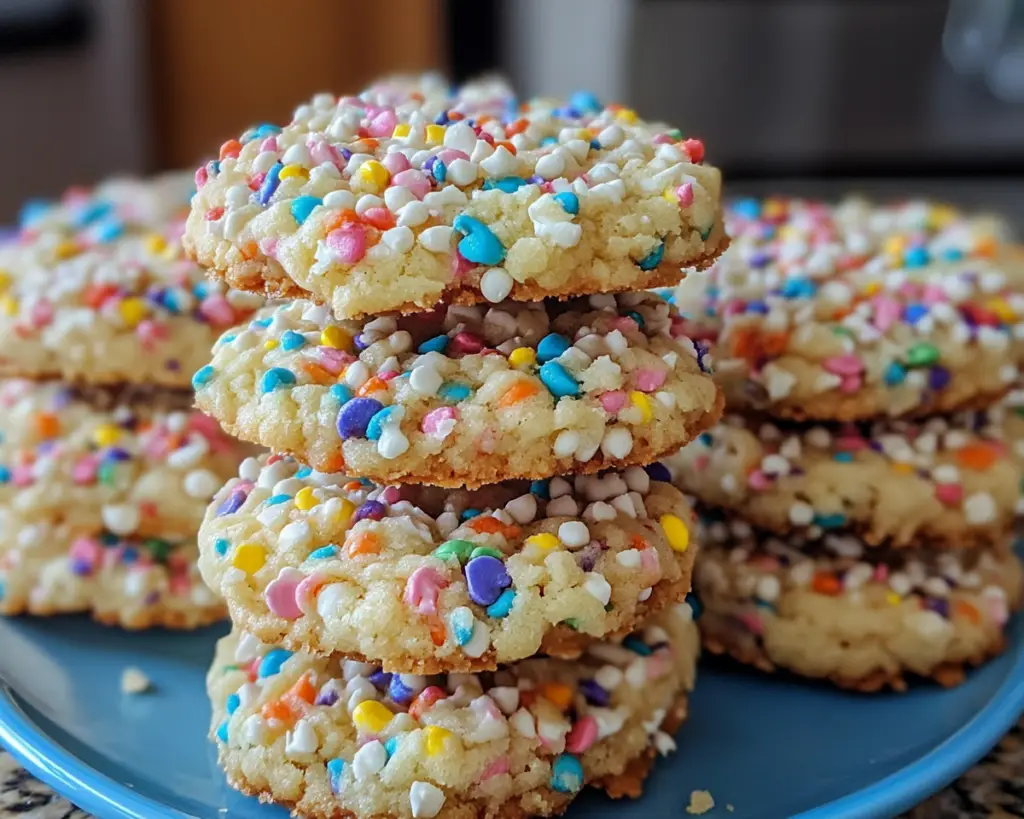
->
[
  {"left": 121, "top": 666, "right": 152, "bottom": 694},
  {"left": 687, "top": 790, "right": 715, "bottom": 815}
]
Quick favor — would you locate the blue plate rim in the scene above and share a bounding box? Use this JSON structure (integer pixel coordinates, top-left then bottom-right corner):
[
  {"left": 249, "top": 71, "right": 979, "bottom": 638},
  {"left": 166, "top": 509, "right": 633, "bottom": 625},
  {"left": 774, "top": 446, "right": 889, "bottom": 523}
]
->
[{"left": 1, "top": 645, "right": 1023, "bottom": 819}]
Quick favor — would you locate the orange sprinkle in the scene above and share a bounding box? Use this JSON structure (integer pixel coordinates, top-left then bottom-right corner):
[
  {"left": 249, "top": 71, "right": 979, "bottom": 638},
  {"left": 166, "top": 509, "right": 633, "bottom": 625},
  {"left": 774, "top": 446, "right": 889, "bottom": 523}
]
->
[
  {"left": 219, "top": 139, "right": 242, "bottom": 160},
  {"left": 495, "top": 141, "right": 517, "bottom": 155},
  {"left": 324, "top": 209, "right": 360, "bottom": 233},
  {"left": 298, "top": 360, "right": 334, "bottom": 384},
  {"left": 505, "top": 119, "right": 528, "bottom": 137},
  {"left": 538, "top": 681, "right": 573, "bottom": 710},
  {"left": 467, "top": 516, "right": 505, "bottom": 534},
  {"left": 890, "top": 463, "right": 916, "bottom": 475},
  {"left": 36, "top": 413, "right": 59, "bottom": 439},
  {"left": 361, "top": 209, "right": 395, "bottom": 231},
  {"left": 954, "top": 600, "right": 981, "bottom": 625},
  {"left": 83, "top": 283, "right": 117, "bottom": 309},
  {"left": 974, "top": 235, "right": 998, "bottom": 258},
  {"left": 728, "top": 328, "right": 790, "bottom": 362},
  {"left": 239, "top": 242, "right": 260, "bottom": 261},
  {"left": 345, "top": 531, "right": 380, "bottom": 557},
  {"left": 260, "top": 699, "right": 293, "bottom": 723},
  {"left": 409, "top": 686, "right": 446, "bottom": 720},
  {"left": 357, "top": 377, "right": 388, "bottom": 397},
  {"left": 811, "top": 572, "right": 842, "bottom": 596},
  {"left": 283, "top": 673, "right": 316, "bottom": 709},
  {"left": 956, "top": 443, "right": 999, "bottom": 471},
  {"left": 343, "top": 480, "right": 364, "bottom": 492},
  {"left": 320, "top": 452, "right": 346, "bottom": 473},
  {"left": 497, "top": 380, "right": 540, "bottom": 408},
  {"left": 428, "top": 616, "right": 446, "bottom": 647},
  {"left": 630, "top": 534, "right": 649, "bottom": 550}
]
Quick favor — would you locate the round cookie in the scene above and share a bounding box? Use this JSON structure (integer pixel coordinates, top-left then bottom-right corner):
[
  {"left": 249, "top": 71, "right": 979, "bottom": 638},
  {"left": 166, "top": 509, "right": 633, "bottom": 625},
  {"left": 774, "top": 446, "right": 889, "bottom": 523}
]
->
[
  {"left": 0, "top": 214, "right": 263, "bottom": 389},
  {"left": 194, "top": 292, "right": 721, "bottom": 487},
  {"left": 185, "top": 80, "right": 725, "bottom": 321},
  {"left": 208, "top": 605, "right": 698, "bottom": 819},
  {"left": 0, "top": 379, "right": 248, "bottom": 538},
  {"left": 694, "top": 516, "right": 1023, "bottom": 691},
  {"left": 199, "top": 454, "right": 698, "bottom": 673},
  {"left": 667, "top": 412, "right": 1021, "bottom": 550},
  {"left": 674, "top": 197, "right": 1024, "bottom": 421}
]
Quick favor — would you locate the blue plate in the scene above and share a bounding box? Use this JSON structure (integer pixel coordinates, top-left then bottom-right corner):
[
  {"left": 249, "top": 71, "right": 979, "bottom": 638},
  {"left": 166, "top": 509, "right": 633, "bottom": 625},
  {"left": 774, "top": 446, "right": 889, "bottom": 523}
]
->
[{"left": 0, "top": 610, "right": 1022, "bottom": 819}]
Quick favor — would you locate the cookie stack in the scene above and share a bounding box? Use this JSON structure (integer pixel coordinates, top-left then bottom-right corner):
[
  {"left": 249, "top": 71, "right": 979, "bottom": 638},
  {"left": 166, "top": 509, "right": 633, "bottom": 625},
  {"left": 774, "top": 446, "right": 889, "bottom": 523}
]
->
[
  {"left": 668, "top": 197, "right": 1024, "bottom": 691},
  {"left": 185, "top": 77, "right": 727, "bottom": 817},
  {"left": 0, "top": 176, "right": 261, "bottom": 628}
]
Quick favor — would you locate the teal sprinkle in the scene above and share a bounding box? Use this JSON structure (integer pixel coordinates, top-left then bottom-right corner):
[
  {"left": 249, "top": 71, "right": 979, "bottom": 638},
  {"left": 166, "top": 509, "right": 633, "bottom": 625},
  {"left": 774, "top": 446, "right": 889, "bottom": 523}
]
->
[
  {"left": 329, "top": 384, "right": 353, "bottom": 404},
  {"left": 327, "top": 758, "right": 346, "bottom": 794},
  {"left": 384, "top": 736, "right": 401, "bottom": 758},
  {"left": 280, "top": 330, "right": 306, "bottom": 351},
  {"left": 486, "top": 588, "right": 516, "bottom": 618},
  {"left": 553, "top": 191, "right": 579, "bottom": 215},
  {"left": 265, "top": 494, "right": 291, "bottom": 506},
  {"left": 260, "top": 367, "right": 297, "bottom": 393},
  {"left": 550, "top": 754, "right": 584, "bottom": 793},
  {"left": 833, "top": 452, "right": 854, "bottom": 463},
  {"left": 308, "top": 545, "right": 339, "bottom": 560},
  {"left": 460, "top": 508, "right": 482, "bottom": 521},
  {"left": 296, "top": 466, "right": 313, "bottom": 478},
  {"left": 366, "top": 406, "right": 400, "bottom": 441},
  {"left": 439, "top": 382, "right": 472, "bottom": 402},
  {"left": 539, "top": 360, "right": 579, "bottom": 398},
  {"left": 813, "top": 513, "right": 847, "bottom": 529},
  {"left": 883, "top": 362, "right": 906, "bottom": 386},
  {"left": 483, "top": 176, "right": 528, "bottom": 193},
  {"left": 214, "top": 538, "right": 230, "bottom": 557},
  {"left": 453, "top": 214, "right": 506, "bottom": 265},
  {"left": 637, "top": 240, "right": 665, "bottom": 271},
  {"left": 290, "top": 195, "right": 323, "bottom": 225},
  {"left": 418, "top": 334, "right": 449, "bottom": 354},
  {"left": 530, "top": 479, "right": 550, "bottom": 499},
  {"left": 623, "top": 636, "right": 652, "bottom": 655},
  {"left": 258, "top": 649, "right": 293, "bottom": 678},
  {"left": 192, "top": 365, "right": 215, "bottom": 388},
  {"left": 216, "top": 719, "right": 229, "bottom": 743},
  {"left": 226, "top": 693, "right": 241, "bottom": 715}
]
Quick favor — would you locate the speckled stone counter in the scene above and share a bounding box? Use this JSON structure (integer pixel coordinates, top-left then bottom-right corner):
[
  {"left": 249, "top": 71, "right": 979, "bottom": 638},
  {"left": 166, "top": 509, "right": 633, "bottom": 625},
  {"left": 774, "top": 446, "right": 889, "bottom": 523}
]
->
[{"left": 4, "top": 725, "right": 1023, "bottom": 818}]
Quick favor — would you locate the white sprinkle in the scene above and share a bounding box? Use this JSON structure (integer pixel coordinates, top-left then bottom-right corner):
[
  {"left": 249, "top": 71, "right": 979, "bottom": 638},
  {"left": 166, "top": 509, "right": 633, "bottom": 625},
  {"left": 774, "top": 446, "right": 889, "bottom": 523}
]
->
[
  {"left": 584, "top": 572, "right": 613, "bottom": 606},
  {"left": 553, "top": 430, "right": 581, "bottom": 458},
  {"left": 183, "top": 469, "right": 221, "bottom": 499},
  {"left": 352, "top": 740, "right": 387, "bottom": 779},
  {"left": 279, "top": 521, "right": 312, "bottom": 551},
  {"left": 558, "top": 521, "right": 590, "bottom": 549},
  {"left": 480, "top": 266, "right": 514, "bottom": 303},
  {"left": 788, "top": 501, "right": 814, "bottom": 526},
  {"left": 601, "top": 427, "right": 633, "bottom": 460},
  {"left": 120, "top": 667, "right": 151, "bottom": 695},
  {"left": 417, "top": 225, "right": 455, "bottom": 253},
  {"left": 964, "top": 492, "right": 997, "bottom": 524},
  {"left": 285, "top": 718, "right": 319, "bottom": 756},
  {"left": 410, "top": 365, "right": 443, "bottom": 396},
  {"left": 504, "top": 494, "right": 537, "bottom": 525},
  {"left": 410, "top": 781, "right": 446, "bottom": 819},
  {"left": 101, "top": 503, "right": 141, "bottom": 536}
]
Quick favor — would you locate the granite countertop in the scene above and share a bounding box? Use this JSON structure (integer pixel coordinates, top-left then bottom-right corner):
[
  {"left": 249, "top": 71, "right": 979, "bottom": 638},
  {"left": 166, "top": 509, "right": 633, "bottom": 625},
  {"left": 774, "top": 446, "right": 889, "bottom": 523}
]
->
[{"left": 3, "top": 724, "right": 1024, "bottom": 818}]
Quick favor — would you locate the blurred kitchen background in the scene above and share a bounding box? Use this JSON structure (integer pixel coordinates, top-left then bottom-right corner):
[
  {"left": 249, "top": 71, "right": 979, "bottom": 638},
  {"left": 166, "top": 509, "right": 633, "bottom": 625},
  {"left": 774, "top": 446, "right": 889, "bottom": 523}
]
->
[{"left": 1, "top": 0, "right": 1022, "bottom": 224}]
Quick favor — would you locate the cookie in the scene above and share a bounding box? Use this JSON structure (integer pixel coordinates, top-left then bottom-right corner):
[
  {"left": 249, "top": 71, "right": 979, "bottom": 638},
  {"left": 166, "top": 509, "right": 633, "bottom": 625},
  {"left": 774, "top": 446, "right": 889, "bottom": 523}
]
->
[
  {"left": 667, "top": 412, "right": 1021, "bottom": 550},
  {"left": 694, "top": 515, "right": 1023, "bottom": 691},
  {"left": 185, "top": 79, "right": 725, "bottom": 321},
  {"left": 199, "top": 453, "right": 698, "bottom": 673},
  {"left": 0, "top": 211, "right": 263, "bottom": 389},
  {"left": 194, "top": 292, "right": 721, "bottom": 487},
  {"left": 207, "top": 605, "right": 698, "bottom": 819},
  {"left": 673, "top": 197, "right": 1024, "bottom": 421},
  {"left": 0, "top": 379, "right": 249, "bottom": 539}
]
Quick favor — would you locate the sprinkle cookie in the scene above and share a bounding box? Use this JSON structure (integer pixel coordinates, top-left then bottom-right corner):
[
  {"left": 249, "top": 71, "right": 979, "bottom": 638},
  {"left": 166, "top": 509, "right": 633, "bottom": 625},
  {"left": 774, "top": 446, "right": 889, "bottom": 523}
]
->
[
  {"left": 194, "top": 293, "right": 721, "bottom": 487},
  {"left": 667, "top": 412, "right": 1021, "bottom": 550},
  {"left": 185, "top": 80, "right": 725, "bottom": 320},
  {"left": 694, "top": 516, "right": 1023, "bottom": 691},
  {"left": 674, "top": 197, "right": 1024, "bottom": 421},
  {"left": 208, "top": 605, "right": 698, "bottom": 819},
  {"left": 0, "top": 216, "right": 263, "bottom": 389},
  {"left": 199, "top": 454, "right": 697, "bottom": 673}
]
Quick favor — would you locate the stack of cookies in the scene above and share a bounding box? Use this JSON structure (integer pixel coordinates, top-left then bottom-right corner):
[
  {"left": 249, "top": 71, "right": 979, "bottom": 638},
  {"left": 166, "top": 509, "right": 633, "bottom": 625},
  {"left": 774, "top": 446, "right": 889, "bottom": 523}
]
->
[
  {"left": 185, "top": 77, "right": 727, "bottom": 817},
  {"left": 668, "top": 197, "right": 1024, "bottom": 691},
  {"left": 0, "top": 175, "right": 261, "bottom": 628}
]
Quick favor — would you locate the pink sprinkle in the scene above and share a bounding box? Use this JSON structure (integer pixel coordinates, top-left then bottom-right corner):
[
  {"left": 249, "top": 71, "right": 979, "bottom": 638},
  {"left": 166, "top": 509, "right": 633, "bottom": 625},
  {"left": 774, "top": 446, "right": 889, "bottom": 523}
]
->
[
  {"left": 452, "top": 250, "right": 475, "bottom": 276},
  {"left": 295, "top": 572, "right": 326, "bottom": 615},
  {"left": 31, "top": 300, "right": 53, "bottom": 329},
  {"left": 736, "top": 611, "right": 764, "bottom": 636},
  {"left": 722, "top": 299, "right": 747, "bottom": 317},
  {"left": 748, "top": 469, "right": 772, "bottom": 491},
  {"left": 194, "top": 167, "right": 208, "bottom": 189},
  {"left": 12, "top": 465, "right": 34, "bottom": 487},
  {"left": 259, "top": 237, "right": 279, "bottom": 259},
  {"left": 69, "top": 537, "right": 102, "bottom": 569},
  {"left": 317, "top": 347, "right": 355, "bottom": 375},
  {"left": 378, "top": 369, "right": 401, "bottom": 382},
  {"left": 403, "top": 566, "right": 449, "bottom": 615},
  {"left": 307, "top": 138, "right": 341, "bottom": 168},
  {"left": 599, "top": 390, "right": 627, "bottom": 414},
  {"left": 839, "top": 374, "right": 862, "bottom": 394},
  {"left": 872, "top": 297, "right": 901, "bottom": 332},
  {"left": 391, "top": 169, "right": 431, "bottom": 200},
  {"left": 634, "top": 367, "right": 667, "bottom": 393},
  {"left": 169, "top": 571, "right": 191, "bottom": 596},
  {"left": 71, "top": 456, "right": 99, "bottom": 484},
  {"left": 834, "top": 434, "right": 868, "bottom": 451},
  {"left": 449, "top": 331, "right": 484, "bottom": 355},
  {"left": 611, "top": 316, "right": 638, "bottom": 334},
  {"left": 481, "top": 757, "right": 510, "bottom": 780},
  {"left": 988, "top": 596, "right": 1009, "bottom": 627},
  {"left": 934, "top": 483, "right": 963, "bottom": 505},
  {"left": 421, "top": 407, "right": 458, "bottom": 438},
  {"left": 823, "top": 355, "right": 864, "bottom": 377},
  {"left": 382, "top": 152, "right": 411, "bottom": 176},
  {"left": 652, "top": 134, "right": 673, "bottom": 145},
  {"left": 264, "top": 568, "right": 304, "bottom": 619},
  {"left": 693, "top": 454, "right": 710, "bottom": 471},
  {"left": 437, "top": 148, "right": 469, "bottom": 165},
  {"left": 873, "top": 564, "right": 889, "bottom": 582},
  {"left": 645, "top": 651, "right": 673, "bottom": 681},
  {"left": 640, "top": 547, "right": 661, "bottom": 578},
  {"left": 921, "top": 284, "right": 947, "bottom": 305},
  {"left": 367, "top": 109, "right": 397, "bottom": 138},
  {"left": 199, "top": 295, "right": 235, "bottom": 327},
  {"left": 327, "top": 226, "right": 367, "bottom": 264},
  {"left": 379, "top": 486, "right": 402, "bottom": 504},
  {"left": 565, "top": 716, "right": 598, "bottom": 753},
  {"left": 676, "top": 182, "right": 694, "bottom": 207},
  {"left": 259, "top": 137, "right": 278, "bottom": 153},
  {"left": 136, "top": 319, "right": 168, "bottom": 348}
]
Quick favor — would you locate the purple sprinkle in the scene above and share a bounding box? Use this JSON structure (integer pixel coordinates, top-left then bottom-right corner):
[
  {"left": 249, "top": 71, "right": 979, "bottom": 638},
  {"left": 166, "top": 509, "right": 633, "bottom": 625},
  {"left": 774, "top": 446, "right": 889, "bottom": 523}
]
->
[
  {"left": 369, "top": 669, "right": 392, "bottom": 690},
  {"left": 465, "top": 555, "right": 512, "bottom": 606},
  {"left": 70, "top": 559, "right": 93, "bottom": 577},
  {"left": 695, "top": 340, "right": 711, "bottom": 373},
  {"left": 337, "top": 398, "right": 384, "bottom": 439},
  {"left": 928, "top": 366, "right": 951, "bottom": 391},
  {"left": 576, "top": 542, "right": 602, "bottom": 572},
  {"left": 353, "top": 500, "right": 386, "bottom": 524},
  {"left": 216, "top": 488, "right": 248, "bottom": 517},
  {"left": 388, "top": 675, "right": 415, "bottom": 704},
  {"left": 340, "top": 148, "right": 353, "bottom": 161},
  {"left": 104, "top": 448, "right": 132, "bottom": 461},
  {"left": 144, "top": 590, "right": 161, "bottom": 605},
  {"left": 354, "top": 333, "right": 372, "bottom": 352},
  {"left": 166, "top": 360, "right": 181, "bottom": 372},
  {"left": 645, "top": 462, "right": 671, "bottom": 482},
  {"left": 315, "top": 687, "right": 340, "bottom": 707},
  {"left": 924, "top": 597, "right": 950, "bottom": 618},
  {"left": 579, "top": 679, "right": 610, "bottom": 707}
]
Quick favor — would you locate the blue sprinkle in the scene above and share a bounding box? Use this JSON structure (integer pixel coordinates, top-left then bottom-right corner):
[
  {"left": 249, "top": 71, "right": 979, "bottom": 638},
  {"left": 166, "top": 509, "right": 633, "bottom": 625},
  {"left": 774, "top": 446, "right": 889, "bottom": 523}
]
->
[
  {"left": 904, "top": 304, "right": 928, "bottom": 324},
  {"left": 290, "top": 195, "right": 322, "bottom": 225},
  {"left": 883, "top": 362, "right": 906, "bottom": 386},
  {"left": 251, "top": 123, "right": 283, "bottom": 140},
  {"left": 627, "top": 310, "right": 645, "bottom": 328},
  {"left": 537, "top": 333, "right": 571, "bottom": 363},
  {"left": 327, "top": 758, "right": 346, "bottom": 794},
  {"left": 623, "top": 636, "right": 653, "bottom": 656},
  {"left": 780, "top": 278, "right": 816, "bottom": 299},
  {"left": 74, "top": 200, "right": 113, "bottom": 228},
  {"left": 280, "top": 330, "right": 306, "bottom": 351},
  {"left": 685, "top": 590, "right": 703, "bottom": 620},
  {"left": 745, "top": 300, "right": 770, "bottom": 315},
  {"left": 486, "top": 588, "right": 516, "bottom": 618},
  {"left": 226, "top": 693, "right": 241, "bottom": 715},
  {"left": 551, "top": 754, "right": 584, "bottom": 793},
  {"left": 529, "top": 479, "right": 550, "bottom": 499},
  {"left": 699, "top": 432, "right": 713, "bottom": 446},
  {"left": 265, "top": 494, "right": 291, "bottom": 506},
  {"left": 388, "top": 675, "right": 415, "bottom": 704},
  {"left": 483, "top": 176, "right": 529, "bottom": 193},
  {"left": 439, "top": 382, "right": 472, "bottom": 402},
  {"left": 366, "top": 406, "right": 400, "bottom": 441},
  {"left": 18, "top": 198, "right": 52, "bottom": 228},
  {"left": 942, "top": 248, "right": 964, "bottom": 262},
  {"left": 732, "top": 198, "right": 761, "bottom": 220},
  {"left": 432, "top": 161, "right": 447, "bottom": 183},
  {"left": 329, "top": 384, "right": 352, "bottom": 405},
  {"left": 216, "top": 720, "right": 229, "bottom": 743},
  {"left": 258, "top": 648, "right": 293, "bottom": 678},
  {"left": 569, "top": 90, "right": 602, "bottom": 112},
  {"left": 645, "top": 462, "right": 672, "bottom": 482},
  {"left": 418, "top": 334, "right": 449, "bottom": 354},
  {"left": 192, "top": 365, "right": 215, "bottom": 388},
  {"left": 214, "top": 538, "right": 230, "bottom": 557},
  {"left": 219, "top": 333, "right": 236, "bottom": 345},
  {"left": 453, "top": 214, "right": 506, "bottom": 265},
  {"left": 258, "top": 162, "right": 283, "bottom": 206},
  {"left": 553, "top": 192, "right": 579, "bottom": 215},
  {"left": 460, "top": 508, "right": 482, "bottom": 521},
  {"left": 637, "top": 240, "right": 665, "bottom": 271},
  {"left": 337, "top": 397, "right": 384, "bottom": 439},
  {"left": 833, "top": 452, "right": 854, "bottom": 463},
  {"left": 260, "top": 367, "right": 297, "bottom": 393},
  {"left": 813, "top": 513, "right": 847, "bottom": 529},
  {"left": 903, "top": 246, "right": 930, "bottom": 268},
  {"left": 539, "top": 361, "right": 579, "bottom": 398},
  {"left": 308, "top": 545, "right": 339, "bottom": 560},
  {"left": 296, "top": 466, "right": 312, "bottom": 478},
  {"left": 93, "top": 218, "right": 125, "bottom": 243},
  {"left": 450, "top": 608, "right": 475, "bottom": 646},
  {"left": 384, "top": 736, "right": 402, "bottom": 758},
  {"left": 252, "top": 317, "right": 273, "bottom": 329}
]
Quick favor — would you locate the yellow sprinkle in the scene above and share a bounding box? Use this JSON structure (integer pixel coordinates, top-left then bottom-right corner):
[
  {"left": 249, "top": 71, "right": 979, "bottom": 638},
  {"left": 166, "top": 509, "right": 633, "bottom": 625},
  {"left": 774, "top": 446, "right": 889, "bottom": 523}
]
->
[
  {"left": 119, "top": 297, "right": 148, "bottom": 328},
  {"left": 423, "top": 725, "right": 453, "bottom": 756},
  {"left": 0, "top": 270, "right": 10, "bottom": 291},
  {"left": 775, "top": 225, "right": 799, "bottom": 242},
  {"left": 986, "top": 297, "right": 1016, "bottom": 323},
  {"left": 320, "top": 326, "right": 351, "bottom": 349},
  {"left": 295, "top": 487, "right": 318, "bottom": 511},
  {"left": 523, "top": 532, "right": 560, "bottom": 562},
  {"left": 232, "top": 543, "right": 267, "bottom": 575},
  {"left": 264, "top": 339, "right": 279, "bottom": 350},
  {"left": 629, "top": 391, "right": 652, "bottom": 423},
  {"left": 508, "top": 347, "right": 536, "bottom": 368},
  {"left": 279, "top": 164, "right": 309, "bottom": 181},
  {"left": 861, "top": 282, "right": 882, "bottom": 297},
  {"left": 352, "top": 700, "right": 393, "bottom": 735},
  {"left": 0, "top": 295, "right": 17, "bottom": 316},
  {"left": 538, "top": 681, "right": 573, "bottom": 710},
  {"left": 927, "top": 205, "right": 957, "bottom": 229},
  {"left": 661, "top": 188, "right": 678, "bottom": 204},
  {"left": 886, "top": 592, "right": 902, "bottom": 606},
  {"left": 425, "top": 124, "right": 446, "bottom": 145},
  {"left": 660, "top": 514, "right": 689, "bottom": 553},
  {"left": 357, "top": 160, "right": 390, "bottom": 191},
  {"left": 93, "top": 424, "right": 121, "bottom": 447},
  {"left": 392, "top": 123, "right": 411, "bottom": 139},
  {"left": 334, "top": 498, "right": 355, "bottom": 530},
  {"left": 144, "top": 234, "right": 168, "bottom": 255},
  {"left": 890, "top": 462, "right": 915, "bottom": 475},
  {"left": 615, "top": 108, "right": 638, "bottom": 124},
  {"left": 883, "top": 235, "right": 905, "bottom": 258},
  {"left": 54, "top": 240, "right": 80, "bottom": 260}
]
